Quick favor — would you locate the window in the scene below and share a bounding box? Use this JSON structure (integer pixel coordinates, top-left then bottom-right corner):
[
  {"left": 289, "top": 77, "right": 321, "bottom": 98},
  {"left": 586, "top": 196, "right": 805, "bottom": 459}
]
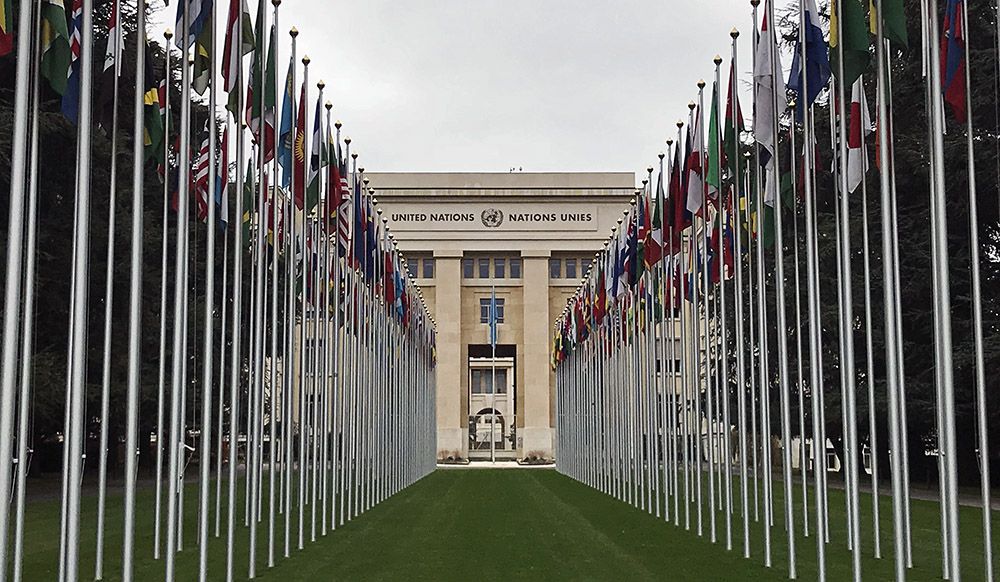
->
[
  {"left": 471, "top": 369, "right": 508, "bottom": 394},
  {"left": 494, "top": 258, "right": 506, "bottom": 279},
  {"left": 407, "top": 258, "right": 418, "bottom": 278},
  {"left": 478, "top": 258, "right": 490, "bottom": 279},
  {"left": 422, "top": 258, "right": 435, "bottom": 279},
  {"left": 509, "top": 258, "right": 522, "bottom": 279},
  {"left": 549, "top": 258, "right": 562, "bottom": 279},
  {"left": 565, "top": 258, "right": 578, "bottom": 279},
  {"left": 463, "top": 258, "right": 474, "bottom": 279},
  {"left": 479, "top": 298, "right": 505, "bottom": 324}
]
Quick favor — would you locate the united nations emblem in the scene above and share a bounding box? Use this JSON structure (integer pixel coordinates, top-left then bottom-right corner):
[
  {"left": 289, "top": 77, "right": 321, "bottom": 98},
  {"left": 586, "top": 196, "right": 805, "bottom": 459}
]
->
[{"left": 481, "top": 208, "right": 504, "bottom": 228}]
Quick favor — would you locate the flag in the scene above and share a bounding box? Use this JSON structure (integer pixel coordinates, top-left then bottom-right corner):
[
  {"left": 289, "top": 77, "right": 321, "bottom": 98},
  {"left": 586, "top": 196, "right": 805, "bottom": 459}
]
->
[
  {"left": 305, "top": 94, "right": 323, "bottom": 211},
  {"left": 941, "top": 0, "right": 966, "bottom": 124},
  {"left": 788, "top": 0, "right": 831, "bottom": 115},
  {"left": 724, "top": 58, "right": 746, "bottom": 186},
  {"left": 278, "top": 57, "right": 295, "bottom": 187},
  {"left": 489, "top": 287, "right": 498, "bottom": 349},
  {"left": 40, "top": 0, "right": 72, "bottom": 95},
  {"left": 142, "top": 42, "right": 164, "bottom": 164},
  {"left": 192, "top": 16, "right": 212, "bottom": 95},
  {"left": 623, "top": 213, "right": 638, "bottom": 287},
  {"left": 645, "top": 166, "right": 665, "bottom": 267},
  {"left": 670, "top": 137, "right": 690, "bottom": 249},
  {"left": 175, "top": 0, "right": 214, "bottom": 49},
  {"left": 0, "top": 0, "right": 13, "bottom": 57},
  {"left": 292, "top": 84, "right": 307, "bottom": 208},
  {"left": 194, "top": 127, "right": 211, "bottom": 222},
  {"left": 223, "top": 0, "right": 254, "bottom": 113},
  {"left": 706, "top": 80, "right": 722, "bottom": 204},
  {"left": 685, "top": 104, "right": 705, "bottom": 216},
  {"left": 97, "top": 0, "right": 121, "bottom": 134},
  {"left": 830, "top": 0, "right": 870, "bottom": 87},
  {"left": 217, "top": 124, "right": 231, "bottom": 228},
  {"left": 242, "top": 163, "right": 254, "bottom": 243},
  {"left": 753, "top": 2, "right": 784, "bottom": 162},
  {"left": 246, "top": 2, "right": 275, "bottom": 157},
  {"left": 61, "top": 0, "right": 83, "bottom": 122},
  {"left": 847, "top": 77, "right": 872, "bottom": 193},
  {"left": 870, "top": 0, "right": 908, "bottom": 49}
]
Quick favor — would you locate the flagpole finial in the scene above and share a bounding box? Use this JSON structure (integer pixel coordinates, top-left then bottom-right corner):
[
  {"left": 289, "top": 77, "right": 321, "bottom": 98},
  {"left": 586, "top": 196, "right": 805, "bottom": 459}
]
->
[
  {"left": 688, "top": 102, "right": 696, "bottom": 111},
  {"left": 335, "top": 120, "right": 342, "bottom": 129},
  {"left": 676, "top": 121, "right": 684, "bottom": 129},
  {"left": 731, "top": 28, "right": 740, "bottom": 39},
  {"left": 360, "top": 168, "right": 366, "bottom": 175},
  {"left": 302, "top": 55, "right": 311, "bottom": 66},
  {"left": 325, "top": 101, "right": 333, "bottom": 111},
  {"left": 376, "top": 208, "right": 383, "bottom": 216},
  {"left": 659, "top": 152, "right": 666, "bottom": 159},
  {"left": 272, "top": 0, "right": 280, "bottom": 6},
  {"left": 714, "top": 55, "right": 723, "bottom": 66},
  {"left": 647, "top": 166, "right": 653, "bottom": 174},
  {"left": 641, "top": 180, "right": 648, "bottom": 189},
  {"left": 697, "top": 79, "right": 705, "bottom": 89},
  {"left": 351, "top": 152, "right": 358, "bottom": 159},
  {"left": 750, "top": 0, "right": 760, "bottom": 6},
  {"left": 290, "top": 27, "right": 298, "bottom": 38},
  {"left": 164, "top": 28, "right": 173, "bottom": 40},
  {"left": 317, "top": 80, "right": 326, "bottom": 90},
  {"left": 368, "top": 188, "right": 375, "bottom": 196}
]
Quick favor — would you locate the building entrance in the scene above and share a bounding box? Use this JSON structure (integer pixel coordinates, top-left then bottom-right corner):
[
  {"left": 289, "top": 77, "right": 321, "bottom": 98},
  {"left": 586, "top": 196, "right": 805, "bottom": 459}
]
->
[{"left": 468, "top": 345, "right": 516, "bottom": 461}]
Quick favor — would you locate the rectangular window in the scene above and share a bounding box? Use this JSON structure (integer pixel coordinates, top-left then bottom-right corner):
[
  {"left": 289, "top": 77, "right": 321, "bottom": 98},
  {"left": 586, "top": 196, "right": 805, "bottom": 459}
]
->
[
  {"left": 549, "top": 258, "right": 562, "bottom": 279},
  {"left": 565, "top": 258, "right": 578, "bottom": 279},
  {"left": 478, "top": 258, "right": 490, "bottom": 279},
  {"left": 494, "top": 258, "right": 506, "bottom": 279},
  {"left": 471, "top": 368, "right": 508, "bottom": 395},
  {"left": 422, "top": 258, "right": 435, "bottom": 279},
  {"left": 463, "top": 258, "right": 474, "bottom": 279},
  {"left": 407, "top": 258, "right": 418, "bottom": 278},
  {"left": 479, "top": 298, "right": 505, "bottom": 324},
  {"left": 509, "top": 258, "right": 522, "bottom": 279}
]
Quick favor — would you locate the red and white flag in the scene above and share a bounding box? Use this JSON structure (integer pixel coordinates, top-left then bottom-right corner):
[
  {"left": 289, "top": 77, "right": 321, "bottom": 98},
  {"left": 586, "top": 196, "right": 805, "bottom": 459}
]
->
[{"left": 847, "top": 77, "right": 872, "bottom": 194}]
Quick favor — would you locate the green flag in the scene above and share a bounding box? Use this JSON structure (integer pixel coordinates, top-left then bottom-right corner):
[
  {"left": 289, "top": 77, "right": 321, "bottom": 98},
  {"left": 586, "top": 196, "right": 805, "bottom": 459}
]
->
[
  {"left": 870, "top": 0, "right": 907, "bottom": 49},
  {"left": 192, "top": 16, "right": 212, "bottom": 95},
  {"left": 706, "top": 80, "right": 722, "bottom": 193},
  {"left": 830, "top": 0, "right": 870, "bottom": 86},
  {"left": 246, "top": 0, "right": 266, "bottom": 136},
  {"left": 40, "top": 0, "right": 72, "bottom": 95}
]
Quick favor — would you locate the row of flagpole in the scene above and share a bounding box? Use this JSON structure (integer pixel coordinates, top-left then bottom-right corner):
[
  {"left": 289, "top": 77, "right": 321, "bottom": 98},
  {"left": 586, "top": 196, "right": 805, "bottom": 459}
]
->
[
  {"left": 0, "top": 0, "right": 438, "bottom": 580},
  {"left": 554, "top": 0, "right": 994, "bottom": 580}
]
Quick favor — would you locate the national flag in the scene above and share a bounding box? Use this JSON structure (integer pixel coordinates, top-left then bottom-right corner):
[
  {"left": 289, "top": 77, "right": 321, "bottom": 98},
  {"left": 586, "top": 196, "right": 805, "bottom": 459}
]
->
[
  {"left": 753, "top": 2, "right": 784, "bottom": 163},
  {"left": 278, "top": 57, "right": 295, "bottom": 187},
  {"left": 142, "top": 42, "right": 165, "bottom": 164},
  {"left": 241, "top": 163, "right": 254, "bottom": 243},
  {"left": 706, "top": 80, "right": 722, "bottom": 204},
  {"left": 594, "top": 260, "right": 607, "bottom": 326},
  {"left": 97, "top": 0, "right": 121, "bottom": 134},
  {"left": 788, "top": 0, "right": 831, "bottom": 115},
  {"left": 40, "top": 0, "right": 72, "bottom": 95},
  {"left": 175, "top": 0, "right": 214, "bottom": 49},
  {"left": 610, "top": 236, "right": 623, "bottom": 300},
  {"left": 222, "top": 0, "right": 253, "bottom": 90},
  {"left": 246, "top": 2, "right": 275, "bottom": 156},
  {"left": 870, "top": 0, "right": 908, "bottom": 49},
  {"left": 941, "top": 0, "right": 966, "bottom": 124},
  {"left": 217, "top": 124, "right": 231, "bottom": 228},
  {"left": 636, "top": 189, "right": 649, "bottom": 280},
  {"left": 723, "top": 58, "right": 746, "bottom": 185},
  {"left": 305, "top": 94, "right": 323, "bottom": 211},
  {"left": 61, "top": 0, "right": 83, "bottom": 122},
  {"left": 847, "top": 77, "right": 872, "bottom": 193},
  {"left": 685, "top": 104, "right": 705, "bottom": 215},
  {"left": 194, "top": 126, "right": 211, "bottom": 222},
  {"left": 644, "top": 165, "right": 665, "bottom": 268},
  {"left": 191, "top": 17, "right": 212, "bottom": 95},
  {"left": 670, "top": 137, "right": 690, "bottom": 249},
  {"left": 622, "top": 213, "right": 638, "bottom": 287},
  {"left": 0, "top": 0, "right": 13, "bottom": 57},
  {"left": 292, "top": 85, "right": 306, "bottom": 208},
  {"left": 830, "top": 0, "right": 870, "bottom": 87}
]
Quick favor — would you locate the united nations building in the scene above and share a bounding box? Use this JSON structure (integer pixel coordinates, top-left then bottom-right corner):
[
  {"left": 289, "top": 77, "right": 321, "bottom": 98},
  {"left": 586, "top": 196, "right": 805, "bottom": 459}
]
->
[{"left": 369, "top": 172, "right": 634, "bottom": 462}]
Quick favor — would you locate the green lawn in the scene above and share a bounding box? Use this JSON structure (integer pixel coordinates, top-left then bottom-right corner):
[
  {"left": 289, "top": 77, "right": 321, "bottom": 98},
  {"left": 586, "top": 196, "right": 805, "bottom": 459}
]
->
[{"left": 12, "top": 468, "right": 999, "bottom": 580}]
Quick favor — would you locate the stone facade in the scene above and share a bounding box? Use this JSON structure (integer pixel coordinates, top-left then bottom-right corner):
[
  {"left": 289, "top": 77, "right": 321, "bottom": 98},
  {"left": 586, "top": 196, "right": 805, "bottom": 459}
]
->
[{"left": 368, "top": 172, "right": 634, "bottom": 461}]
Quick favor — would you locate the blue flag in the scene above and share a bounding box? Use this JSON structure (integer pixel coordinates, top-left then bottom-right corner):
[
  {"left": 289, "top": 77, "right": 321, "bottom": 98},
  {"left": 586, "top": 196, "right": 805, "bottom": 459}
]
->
[
  {"left": 175, "top": 0, "right": 215, "bottom": 49},
  {"left": 61, "top": 2, "right": 84, "bottom": 123},
  {"left": 277, "top": 57, "right": 295, "bottom": 187},
  {"left": 788, "top": 0, "right": 830, "bottom": 118}
]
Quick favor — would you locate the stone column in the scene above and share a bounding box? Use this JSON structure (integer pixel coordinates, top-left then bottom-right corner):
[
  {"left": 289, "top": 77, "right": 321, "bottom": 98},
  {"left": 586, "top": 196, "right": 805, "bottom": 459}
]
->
[
  {"left": 521, "top": 251, "right": 553, "bottom": 459},
  {"left": 434, "top": 251, "right": 464, "bottom": 459}
]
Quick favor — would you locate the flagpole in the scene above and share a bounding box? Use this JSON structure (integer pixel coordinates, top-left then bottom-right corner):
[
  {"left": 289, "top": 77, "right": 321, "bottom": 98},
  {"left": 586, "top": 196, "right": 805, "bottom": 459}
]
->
[
  {"left": 215, "top": 147, "right": 230, "bottom": 541},
  {"left": 747, "top": 0, "right": 762, "bottom": 527},
  {"left": 95, "top": 0, "right": 123, "bottom": 573},
  {"left": 655, "top": 153, "right": 670, "bottom": 523},
  {"left": 154, "top": 28, "right": 173, "bottom": 562},
  {"left": 12, "top": 6, "right": 44, "bottom": 577},
  {"left": 283, "top": 26, "right": 298, "bottom": 558},
  {"left": 60, "top": 0, "right": 97, "bottom": 576},
  {"left": 0, "top": 0, "right": 35, "bottom": 570}
]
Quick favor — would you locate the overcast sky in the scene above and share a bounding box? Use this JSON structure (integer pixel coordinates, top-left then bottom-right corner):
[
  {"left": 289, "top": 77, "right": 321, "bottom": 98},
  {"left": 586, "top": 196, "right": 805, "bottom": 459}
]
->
[{"left": 151, "top": 0, "right": 770, "bottom": 178}]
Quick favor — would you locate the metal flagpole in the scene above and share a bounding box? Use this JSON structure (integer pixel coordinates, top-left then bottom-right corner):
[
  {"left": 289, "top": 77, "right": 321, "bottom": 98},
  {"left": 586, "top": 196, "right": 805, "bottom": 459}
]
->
[
  {"left": 698, "top": 77, "right": 716, "bottom": 545},
  {"left": 298, "top": 55, "right": 311, "bottom": 551},
  {"left": 95, "top": 1, "right": 123, "bottom": 573},
  {"left": 155, "top": 29, "right": 174, "bottom": 562},
  {"left": 197, "top": 0, "right": 221, "bottom": 574},
  {"left": 216, "top": 155, "right": 230, "bottom": 541},
  {"left": 121, "top": 2, "right": 147, "bottom": 578},
  {"left": 283, "top": 26, "right": 298, "bottom": 558},
  {"left": 166, "top": 3, "right": 192, "bottom": 576},
  {"left": 0, "top": 0, "right": 35, "bottom": 571},
  {"left": 491, "top": 284, "right": 497, "bottom": 463}
]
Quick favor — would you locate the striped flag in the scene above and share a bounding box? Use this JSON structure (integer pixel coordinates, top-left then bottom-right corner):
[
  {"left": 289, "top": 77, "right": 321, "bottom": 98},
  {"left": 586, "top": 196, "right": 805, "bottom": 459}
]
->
[
  {"left": 194, "top": 128, "right": 211, "bottom": 222},
  {"left": 61, "top": 0, "right": 84, "bottom": 122},
  {"left": 846, "top": 77, "right": 872, "bottom": 193},
  {"left": 97, "top": 0, "right": 121, "bottom": 134}
]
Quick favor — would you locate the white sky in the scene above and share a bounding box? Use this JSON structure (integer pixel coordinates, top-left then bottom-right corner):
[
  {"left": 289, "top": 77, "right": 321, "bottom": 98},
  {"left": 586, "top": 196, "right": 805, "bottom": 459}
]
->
[{"left": 149, "top": 0, "right": 783, "bottom": 180}]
